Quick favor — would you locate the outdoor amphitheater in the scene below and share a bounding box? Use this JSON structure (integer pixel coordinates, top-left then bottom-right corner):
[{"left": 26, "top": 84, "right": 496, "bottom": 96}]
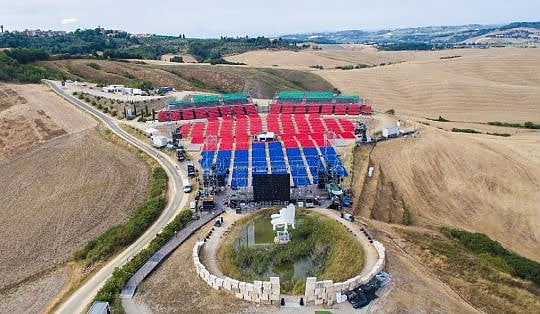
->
[
  {"left": 152, "top": 90, "right": 387, "bottom": 308},
  {"left": 159, "top": 91, "right": 372, "bottom": 196}
]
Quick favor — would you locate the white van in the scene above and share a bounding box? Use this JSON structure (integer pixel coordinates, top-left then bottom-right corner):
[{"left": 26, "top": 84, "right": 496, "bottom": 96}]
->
[{"left": 182, "top": 179, "right": 192, "bottom": 193}]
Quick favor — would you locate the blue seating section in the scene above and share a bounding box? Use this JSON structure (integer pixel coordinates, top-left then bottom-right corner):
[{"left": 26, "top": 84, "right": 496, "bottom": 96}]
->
[
  {"left": 286, "top": 148, "right": 311, "bottom": 186},
  {"left": 320, "top": 146, "right": 348, "bottom": 176},
  {"left": 215, "top": 150, "right": 232, "bottom": 177},
  {"left": 231, "top": 150, "right": 248, "bottom": 189},
  {"left": 199, "top": 150, "right": 215, "bottom": 170},
  {"left": 203, "top": 142, "right": 347, "bottom": 190},
  {"left": 251, "top": 143, "right": 268, "bottom": 175},
  {"left": 302, "top": 147, "right": 323, "bottom": 184},
  {"left": 268, "top": 142, "right": 288, "bottom": 174}
]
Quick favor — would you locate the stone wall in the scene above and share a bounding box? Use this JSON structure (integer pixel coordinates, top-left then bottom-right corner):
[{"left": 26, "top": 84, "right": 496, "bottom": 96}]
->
[
  {"left": 192, "top": 241, "right": 281, "bottom": 304},
  {"left": 304, "top": 239, "right": 386, "bottom": 306}
]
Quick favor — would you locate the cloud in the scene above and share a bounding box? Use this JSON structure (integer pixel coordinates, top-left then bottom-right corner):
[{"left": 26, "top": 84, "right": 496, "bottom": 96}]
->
[{"left": 61, "top": 18, "right": 78, "bottom": 25}]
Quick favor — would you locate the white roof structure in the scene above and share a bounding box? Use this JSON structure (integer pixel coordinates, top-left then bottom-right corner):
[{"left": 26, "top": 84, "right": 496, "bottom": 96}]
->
[{"left": 145, "top": 128, "right": 158, "bottom": 135}]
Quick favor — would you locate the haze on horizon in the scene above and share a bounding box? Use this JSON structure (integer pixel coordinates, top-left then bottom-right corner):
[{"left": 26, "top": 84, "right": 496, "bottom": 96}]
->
[{"left": 1, "top": 0, "right": 539, "bottom": 38}]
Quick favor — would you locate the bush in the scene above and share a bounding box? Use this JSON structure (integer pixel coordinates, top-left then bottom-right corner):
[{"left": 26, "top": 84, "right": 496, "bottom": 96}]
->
[
  {"left": 427, "top": 115, "right": 450, "bottom": 122},
  {"left": 309, "top": 65, "right": 324, "bottom": 70},
  {"left": 385, "top": 109, "right": 395, "bottom": 115},
  {"left": 335, "top": 65, "right": 354, "bottom": 70},
  {"left": 403, "top": 205, "right": 412, "bottom": 225},
  {"left": 451, "top": 128, "right": 482, "bottom": 134},
  {"left": 486, "top": 132, "right": 511, "bottom": 137}
]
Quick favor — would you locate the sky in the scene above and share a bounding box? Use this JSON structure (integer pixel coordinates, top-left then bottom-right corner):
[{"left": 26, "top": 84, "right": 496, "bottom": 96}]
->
[{"left": 1, "top": 0, "right": 539, "bottom": 38}]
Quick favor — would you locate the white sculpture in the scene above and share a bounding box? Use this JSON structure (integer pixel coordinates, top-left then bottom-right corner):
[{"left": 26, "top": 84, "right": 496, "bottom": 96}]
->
[{"left": 271, "top": 203, "right": 296, "bottom": 231}]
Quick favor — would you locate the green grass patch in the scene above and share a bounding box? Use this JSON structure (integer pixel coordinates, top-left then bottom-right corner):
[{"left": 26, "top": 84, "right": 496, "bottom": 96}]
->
[
  {"left": 218, "top": 209, "right": 363, "bottom": 294},
  {"left": 451, "top": 128, "right": 482, "bottom": 134}
]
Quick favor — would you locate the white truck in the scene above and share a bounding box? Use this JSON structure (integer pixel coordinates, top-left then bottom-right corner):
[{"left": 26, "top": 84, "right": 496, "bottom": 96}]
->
[{"left": 152, "top": 135, "right": 168, "bottom": 148}]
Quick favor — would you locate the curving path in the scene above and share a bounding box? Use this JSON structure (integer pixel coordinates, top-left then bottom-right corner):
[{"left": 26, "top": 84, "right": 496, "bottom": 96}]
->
[{"left": 44, "top": 80, "right": 189, "bottom": 314}]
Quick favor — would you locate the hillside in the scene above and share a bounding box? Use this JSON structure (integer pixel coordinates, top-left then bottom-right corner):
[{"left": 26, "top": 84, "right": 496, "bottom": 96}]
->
[
  {"left": 282, "top": 21, "right": 540, "bottom": 45},
  {"left": 0, "top": 84, "right": 151, "bottom": 313},
  {"left": 225, "top": 44, "right": 501, "bottom": 69},
  {"left": 318, "top": 47, "right": 540, "bottom": 122},
  {"left": 40, "top": 59, "right": 335, "bottom": 98}
]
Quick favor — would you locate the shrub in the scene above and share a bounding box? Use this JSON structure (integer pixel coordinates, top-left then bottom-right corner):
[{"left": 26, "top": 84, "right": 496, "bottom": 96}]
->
[
  {"left": 451, "top": 128, "right": 482, "bottom": 134},
  {"left": 385, "top": 109, "right": 395, "bottom": 115},
  {"left": 403, "top": 205, "right": 412, "bottom": 225},
  {"left": 486, "top": 132, "right": 511, "bottom": 137},
  {"left": 309, "top": 65, "right": 324, "bottom": 70},
  {"left": 426, "top": 116, "right": 450, "bottom": 122}
]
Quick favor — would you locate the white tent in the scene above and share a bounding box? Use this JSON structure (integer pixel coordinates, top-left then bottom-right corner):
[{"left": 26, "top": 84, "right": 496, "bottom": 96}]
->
[{"left": 144, "top": 128, "right": 158, "bottom": 136}]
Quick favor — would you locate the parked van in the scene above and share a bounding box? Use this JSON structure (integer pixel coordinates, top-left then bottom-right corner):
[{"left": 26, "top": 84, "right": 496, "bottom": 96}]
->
[{"left": 182, "top": 179, "right": 192, "bottom": 193}]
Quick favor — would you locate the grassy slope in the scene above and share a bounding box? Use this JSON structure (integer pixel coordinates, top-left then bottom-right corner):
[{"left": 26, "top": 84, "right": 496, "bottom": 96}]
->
[{"left": 39, "top": 59, "right": 335, "bottom": 98}]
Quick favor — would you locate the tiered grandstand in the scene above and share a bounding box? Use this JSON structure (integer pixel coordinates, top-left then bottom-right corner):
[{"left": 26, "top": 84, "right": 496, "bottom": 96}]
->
[
  {"left": 157, "top": 92, "right": 256, "bottom": 122},
  {"left": 269, "top": 91, "right": 371, "bottom": 115},
  {"left": 176, "top": 112, "right": 351, "bottom": 189},
  {"left": 163, "top": 90, "right": 366, "bottom": 191}
]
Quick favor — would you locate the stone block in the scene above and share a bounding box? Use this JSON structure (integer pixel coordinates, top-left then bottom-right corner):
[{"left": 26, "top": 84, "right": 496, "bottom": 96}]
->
[
  {"left": 315, "top": 299, "right": 324, "bottom": 306},
  {"left": 260, "top": 293, "right": 269, "bottom": 301},
  {"left": 327, "top": 299, "right": 333, "bottom": 306},
  {"left": 305, "top": 277, "right": 316, "bottom": 291},
  {"left": 223, "top": 277, "right": 231, "bottom": 290},
  {"left": 263, "top": 281, "right": 271, "bottom": 292},
  {"left": 215, "top": 277, "right": 224, "bottom": 288},
  {"left": 253, "top": 295, "right": 261, "bottom": 303},
  {"left": 323, "top": 280, "right": 333, "bottom": 287},
  {"left": 235, "top": 292, "right": 243, "bottom": 299},
  {"left": 270, "top": 277, "right": 280, "bottom": 285},
  {"left": 254, "top": 280, "right": 262, "bottom": 292},
  {"left": 243, "top": 293, "right": 252, "bottom": 302},
  {"left": 326, "top": 286, "right": 336, "bottom": 296},
  {"left": 238, "top": 281, "right": 246, "bottom": 291},
  {"left": 230, "top": 279, "right": 239, "bottom": 291},
  {"left": 245, "top": 283, "right": 254, "bottom": 292}
]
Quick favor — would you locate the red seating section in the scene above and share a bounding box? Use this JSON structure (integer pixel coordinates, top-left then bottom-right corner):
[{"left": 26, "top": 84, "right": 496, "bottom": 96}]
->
[
  {"left": 267, "top": 102, "right": 372, "bottom": 117},
  {"left": 179, "top": 113, "right": 359, "bottom": 148}
]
